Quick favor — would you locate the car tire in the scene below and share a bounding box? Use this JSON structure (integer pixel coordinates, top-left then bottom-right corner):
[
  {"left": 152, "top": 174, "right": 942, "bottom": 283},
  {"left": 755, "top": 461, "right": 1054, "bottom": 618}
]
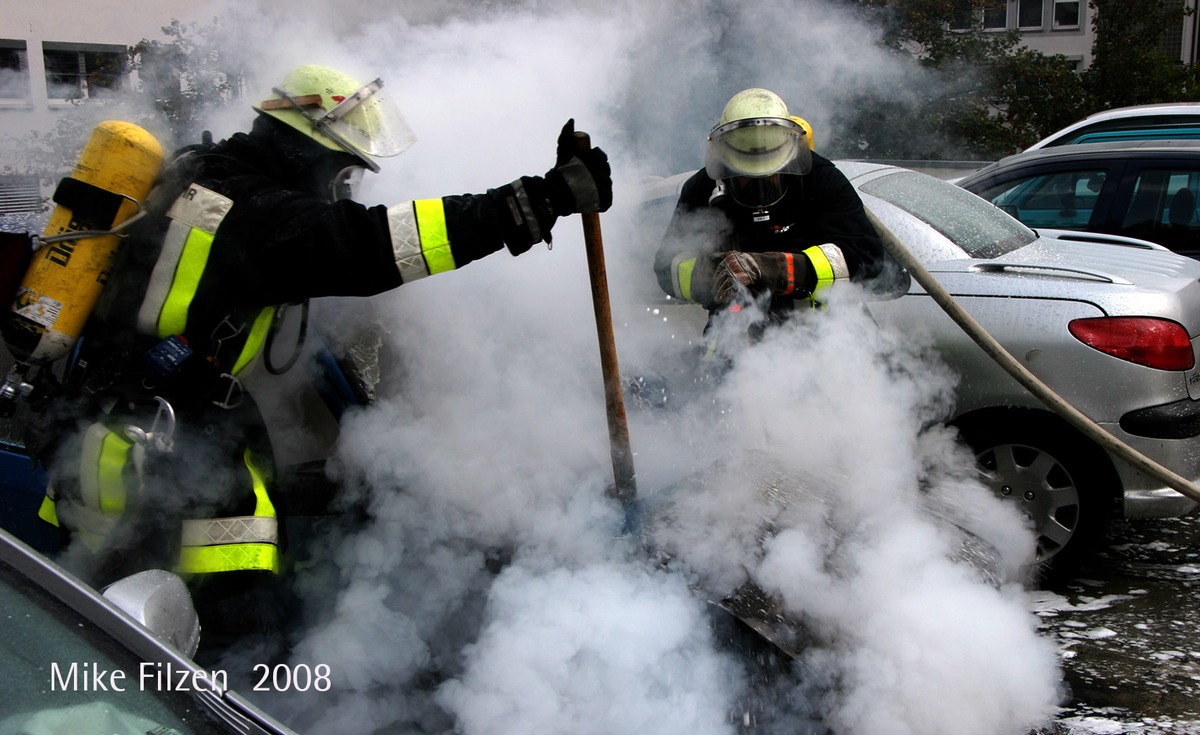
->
[{"left": 952, "top": 411, "right": 1117, "bottom": 576}]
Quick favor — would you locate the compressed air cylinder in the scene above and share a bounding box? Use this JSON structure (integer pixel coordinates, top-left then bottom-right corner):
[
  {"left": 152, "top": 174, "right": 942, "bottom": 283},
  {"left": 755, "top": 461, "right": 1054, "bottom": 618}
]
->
[{"left": 4, "top": 120, "right": 164, "bottom": 364}]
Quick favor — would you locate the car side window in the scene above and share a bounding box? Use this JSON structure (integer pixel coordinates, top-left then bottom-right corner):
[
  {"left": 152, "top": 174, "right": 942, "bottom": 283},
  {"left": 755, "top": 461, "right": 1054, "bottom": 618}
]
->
[
  {"left": 974, "top": 169, "right": 1108, "bottom": 230},
  {"left": 1119, "top": 167, "right": 1200, "bottom": 256}
]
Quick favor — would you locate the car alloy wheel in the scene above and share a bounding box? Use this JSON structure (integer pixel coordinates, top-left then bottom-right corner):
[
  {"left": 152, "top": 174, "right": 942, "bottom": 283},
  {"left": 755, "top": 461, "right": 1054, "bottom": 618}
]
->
[
  {"left": 974, "top": 441, "right": 1081, "bottom": 563},
  {"left": 953, "top": 411, "right": 1116, "bottom": 576}
]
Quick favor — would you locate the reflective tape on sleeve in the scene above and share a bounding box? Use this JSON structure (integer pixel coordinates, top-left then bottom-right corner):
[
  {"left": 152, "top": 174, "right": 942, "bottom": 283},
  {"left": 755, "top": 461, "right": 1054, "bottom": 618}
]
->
[
  {"left": 672, "top": 255, "right": 698, "bottom": 302},
  {"left": 413, "top": 199, "right": 456, "bottom": 275},
  {"left": 781, "top": 252, "right": 796, "bottom": 295},
  {"left": 387, "top": 200, "right": 459, "bottom": 283},
  {"left": 802, "top": 243, "right": 849, "bottom": 301},
  {"left": 387, "top": 202, "right": 431, "bottom": 282}
]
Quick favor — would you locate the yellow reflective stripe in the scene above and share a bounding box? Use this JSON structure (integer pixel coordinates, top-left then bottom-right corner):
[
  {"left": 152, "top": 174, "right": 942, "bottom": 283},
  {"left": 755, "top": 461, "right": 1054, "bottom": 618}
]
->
[
  {"left": 231, "top": 307, "right": 276, "bottom": 376},
  {"left": 678, "top": 257, "right": 697, "bottom": 302},
  {"left": 413, "top": 199, "right": 456, "bottom": 275},
  {"left": 243, "top": 449, "right": 275, "bottom": 518},
  {"left": 174, "top": 449, "right": 279, "bottom": 575},
  {"left": 802, "top": 244, "right": 850, "bottom": 303},
  {"left": 80, "top": 424, "right": 130, "bottom": 516},
  {"left": 803, "top": 245, "right": 835, "bottom": 290},
  {"left": 177, "top": 543, "right": 280, "bottom": 574},
  {"left": 97, "top": 430, "right": 133, "bottom": 514},
  {"left": 158, "top": 228, "right": 215, "bottom": 338},
  {"left": 38, "top": 495, "right": 59, "bottom": 527}
]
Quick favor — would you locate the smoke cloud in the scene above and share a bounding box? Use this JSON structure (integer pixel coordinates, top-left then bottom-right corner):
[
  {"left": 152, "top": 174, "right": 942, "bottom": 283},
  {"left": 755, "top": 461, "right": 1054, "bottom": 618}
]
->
[{"left": 17, "top": 0, "right": 1067, "bottom": 732}]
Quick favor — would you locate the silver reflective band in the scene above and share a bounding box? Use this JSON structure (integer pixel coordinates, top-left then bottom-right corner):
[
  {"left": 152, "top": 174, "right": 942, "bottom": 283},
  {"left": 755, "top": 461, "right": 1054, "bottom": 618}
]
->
[{"left": 180, "top": 516, "right": 278, "bottom": 546}]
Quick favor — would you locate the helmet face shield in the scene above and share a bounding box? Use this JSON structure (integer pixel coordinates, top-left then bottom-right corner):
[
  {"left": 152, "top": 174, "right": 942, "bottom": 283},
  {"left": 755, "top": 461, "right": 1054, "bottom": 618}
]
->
[
  {"left": 260, "top": 70, "right": 416, "bottom": 172},
  {"left": 705, "top": 117, "right": 812, "bottom": 181},
  {"left": 317, "top": 80, "right": 415, "bottom": 160}
]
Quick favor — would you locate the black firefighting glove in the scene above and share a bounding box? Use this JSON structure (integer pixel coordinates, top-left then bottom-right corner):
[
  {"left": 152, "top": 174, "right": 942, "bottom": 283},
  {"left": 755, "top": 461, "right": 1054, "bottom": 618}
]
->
[
  {"left": 708, "top": 251, "right": 808, "bottom": 308},
  {"left": 490, "top": 119, "right": 614, "bottom": 255},
  {"left": 545, "top": 118, "right": 613, "bottom": 216}
]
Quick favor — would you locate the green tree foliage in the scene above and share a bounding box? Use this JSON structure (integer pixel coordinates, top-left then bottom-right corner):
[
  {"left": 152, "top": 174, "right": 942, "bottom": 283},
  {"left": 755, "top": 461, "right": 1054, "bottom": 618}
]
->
[
  {"left": 128, "top": 18, "right": 247, "bottom": 150},
  {"left": 829, "top": 0, "right": 1198, "bottom": 160},
  {"left": 1085, "top": 0, "right": 1198, "bottom": 107},
  {"left": 829, "top": 0, "right": 1092, "bottom": 159}
]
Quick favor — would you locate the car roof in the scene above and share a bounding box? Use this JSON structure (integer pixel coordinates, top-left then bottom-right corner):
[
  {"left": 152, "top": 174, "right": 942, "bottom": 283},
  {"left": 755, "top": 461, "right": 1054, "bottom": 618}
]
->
[
  {"left": 1069, "top": 102, "right": 1200, "bottom": 121},
  {"left": 1028, "top": 103, "right": 1200, "bottom": 149},
  {"left": 957, "top": 139, "right": 1200, "bottom": 187}
]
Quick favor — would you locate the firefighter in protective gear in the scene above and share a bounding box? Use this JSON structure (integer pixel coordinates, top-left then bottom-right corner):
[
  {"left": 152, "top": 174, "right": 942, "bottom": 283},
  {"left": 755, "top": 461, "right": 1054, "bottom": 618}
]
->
[
  {"left": 29, "top": 64, "right": 612, "bottom": 656},
  {"left": 654, "top": 88, "right": 882, "bottom": 320}
]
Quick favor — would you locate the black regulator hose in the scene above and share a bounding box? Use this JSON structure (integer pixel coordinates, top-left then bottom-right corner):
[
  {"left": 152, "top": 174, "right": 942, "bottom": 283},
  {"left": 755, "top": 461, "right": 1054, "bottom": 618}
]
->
[
  {"left": 264, "top": 299, "right": 309, "bottom": 375},
  {"left": 864, "top": 207, "right": 1200, "bottom": 505}
]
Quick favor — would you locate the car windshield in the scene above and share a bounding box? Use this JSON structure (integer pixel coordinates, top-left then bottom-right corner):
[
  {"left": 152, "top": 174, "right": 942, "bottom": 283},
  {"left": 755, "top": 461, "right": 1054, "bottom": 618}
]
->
[
  {"left": 861, "top": 170, "right": 1036, "bottom": 258},
  {"left": 0, "top": 559, "right": 231, "bottom": 735}
]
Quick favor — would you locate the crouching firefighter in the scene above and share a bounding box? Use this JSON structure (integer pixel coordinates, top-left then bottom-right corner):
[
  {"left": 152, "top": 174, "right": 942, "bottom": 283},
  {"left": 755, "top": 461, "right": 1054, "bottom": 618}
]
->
[
  {"left": 654, "top": 88, "right": 896, "bottom": 336},
  {"left": 26, "top": 64, "right": 613, "bottom": 656}
]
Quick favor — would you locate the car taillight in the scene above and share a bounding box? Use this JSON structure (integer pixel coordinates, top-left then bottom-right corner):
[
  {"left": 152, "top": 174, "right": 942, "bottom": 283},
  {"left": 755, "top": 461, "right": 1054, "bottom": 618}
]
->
[{"left": 1068, "top": 317, "right": 1195, "bottom": 370}]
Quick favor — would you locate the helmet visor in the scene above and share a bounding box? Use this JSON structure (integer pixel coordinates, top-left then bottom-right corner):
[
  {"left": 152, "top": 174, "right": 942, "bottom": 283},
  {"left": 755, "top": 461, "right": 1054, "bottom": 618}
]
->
[
  {"left": 705, "top": 117, "right": 811, "bottom": 180},
  {"left": 317, "top": 79, "right": 416, "bottom": 160}
]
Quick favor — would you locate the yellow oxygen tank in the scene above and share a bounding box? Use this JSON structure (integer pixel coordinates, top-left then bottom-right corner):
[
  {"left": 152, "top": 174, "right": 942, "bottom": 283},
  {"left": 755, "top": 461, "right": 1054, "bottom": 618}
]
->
[{"left": 4, "top": 120, "right": 164, "bottom": 365}]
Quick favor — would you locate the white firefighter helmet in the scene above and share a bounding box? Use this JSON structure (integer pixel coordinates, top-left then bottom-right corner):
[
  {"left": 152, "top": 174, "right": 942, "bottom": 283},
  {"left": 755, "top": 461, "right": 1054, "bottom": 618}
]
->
[
  {"left": 256, "top": 65, "right": 416, "bottom": 172},
  {"left": 705, "top": 88, "right": 812, "bottom": 182}
]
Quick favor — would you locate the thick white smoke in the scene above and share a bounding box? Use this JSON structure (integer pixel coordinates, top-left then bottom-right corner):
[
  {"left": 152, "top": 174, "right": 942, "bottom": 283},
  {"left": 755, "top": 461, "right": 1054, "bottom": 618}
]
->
[{"left": 158, "top": 0, "right": 1065, "bottom": 733}]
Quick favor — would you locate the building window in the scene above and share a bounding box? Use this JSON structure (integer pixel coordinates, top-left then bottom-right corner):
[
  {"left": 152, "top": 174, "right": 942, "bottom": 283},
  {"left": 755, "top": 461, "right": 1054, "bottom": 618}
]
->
[
  {"left": 1158, "top": 0, "right": 1185, "bottom": 62},
  {"left": 949, "top": 0, "right": 1006, "bottom": 31},
  {"left": 0, "top": 41, "right": 28, "bottom": 101},
  {"left": 42, "top": 44, "right": 126, "bottom": 101},
  {"left": 0, "top": 175, "right": 43, "bottom": 215},
  {"left": 1018, "top": 0, "right": 1044, "bottom": 29},
  {"left": 1053, "top": 0, "right": 1081, "bottom": 29},
  {"left": 949, "top": 1, "right": 975, "bottom": 31},
  {"left": 983, "top": 1, "right": 1008, "bottom": 30}
]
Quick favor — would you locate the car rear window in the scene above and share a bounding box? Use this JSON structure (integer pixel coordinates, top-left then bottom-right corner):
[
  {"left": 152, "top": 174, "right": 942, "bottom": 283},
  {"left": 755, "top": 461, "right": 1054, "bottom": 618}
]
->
[
  {"left": 1119, "top": 167, "right": 1200, "bottom": 256},
  {"left": 860, "top": 170, "right": 1036, "bottom": 258},
  {"left": 970, "top": 168, "right": 1109, "bottom": 231}
]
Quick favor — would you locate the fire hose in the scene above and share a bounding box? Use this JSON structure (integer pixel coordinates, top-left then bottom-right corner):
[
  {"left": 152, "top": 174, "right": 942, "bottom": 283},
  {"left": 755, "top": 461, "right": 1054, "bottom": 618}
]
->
[{"left": 864, "top": 208, "right": 1200, "bottom": 506}]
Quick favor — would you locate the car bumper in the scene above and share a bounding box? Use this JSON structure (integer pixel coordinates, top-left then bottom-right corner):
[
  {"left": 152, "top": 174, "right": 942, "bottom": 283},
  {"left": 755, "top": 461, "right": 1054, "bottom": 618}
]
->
[{"left": 1103, "top": 416, "right": 1200, "bottom": 519}]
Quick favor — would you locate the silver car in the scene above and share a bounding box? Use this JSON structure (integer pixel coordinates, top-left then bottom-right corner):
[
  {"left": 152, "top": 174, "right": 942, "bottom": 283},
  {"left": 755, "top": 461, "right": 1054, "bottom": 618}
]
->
[{"left": 641, "top": 162, "right": 1200, "bottom": 570}]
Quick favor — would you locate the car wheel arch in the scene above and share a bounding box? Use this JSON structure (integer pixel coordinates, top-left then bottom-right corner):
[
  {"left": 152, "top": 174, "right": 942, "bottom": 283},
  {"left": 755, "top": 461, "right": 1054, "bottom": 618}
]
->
[{"left": 948, "top": 406, "right": 1121, "bottom": 575}]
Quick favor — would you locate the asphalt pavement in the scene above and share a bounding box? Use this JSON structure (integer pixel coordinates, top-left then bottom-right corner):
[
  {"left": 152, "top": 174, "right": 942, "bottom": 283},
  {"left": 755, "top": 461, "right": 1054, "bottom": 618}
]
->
[{"left": 1037, "top": 513, "right": 1200, "bottom": 734}]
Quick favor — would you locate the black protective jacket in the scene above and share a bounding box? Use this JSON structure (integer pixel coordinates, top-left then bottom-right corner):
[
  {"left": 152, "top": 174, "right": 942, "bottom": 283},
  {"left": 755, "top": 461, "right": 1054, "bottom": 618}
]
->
[
  {"left": 654, "top": 153, "right": 887, "bottom": 314},
  {"left": 34, "top": 116, "right": 553, "bottom": 592},
  {"left": 91, "top": 115, "right": 540, "bottom": 383}
]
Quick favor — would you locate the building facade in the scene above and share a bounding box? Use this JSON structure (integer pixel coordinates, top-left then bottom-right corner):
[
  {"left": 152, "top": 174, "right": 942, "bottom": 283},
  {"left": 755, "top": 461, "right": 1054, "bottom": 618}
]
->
[
  {"left": 959, "top": 0, "right": 1199, "bottom": 69},
  {"left": 1, "top": 0, "right": 1198, "bottom": 222},
  {"left": 0, "top": 0, "right": 211, "bottom": 222}
]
